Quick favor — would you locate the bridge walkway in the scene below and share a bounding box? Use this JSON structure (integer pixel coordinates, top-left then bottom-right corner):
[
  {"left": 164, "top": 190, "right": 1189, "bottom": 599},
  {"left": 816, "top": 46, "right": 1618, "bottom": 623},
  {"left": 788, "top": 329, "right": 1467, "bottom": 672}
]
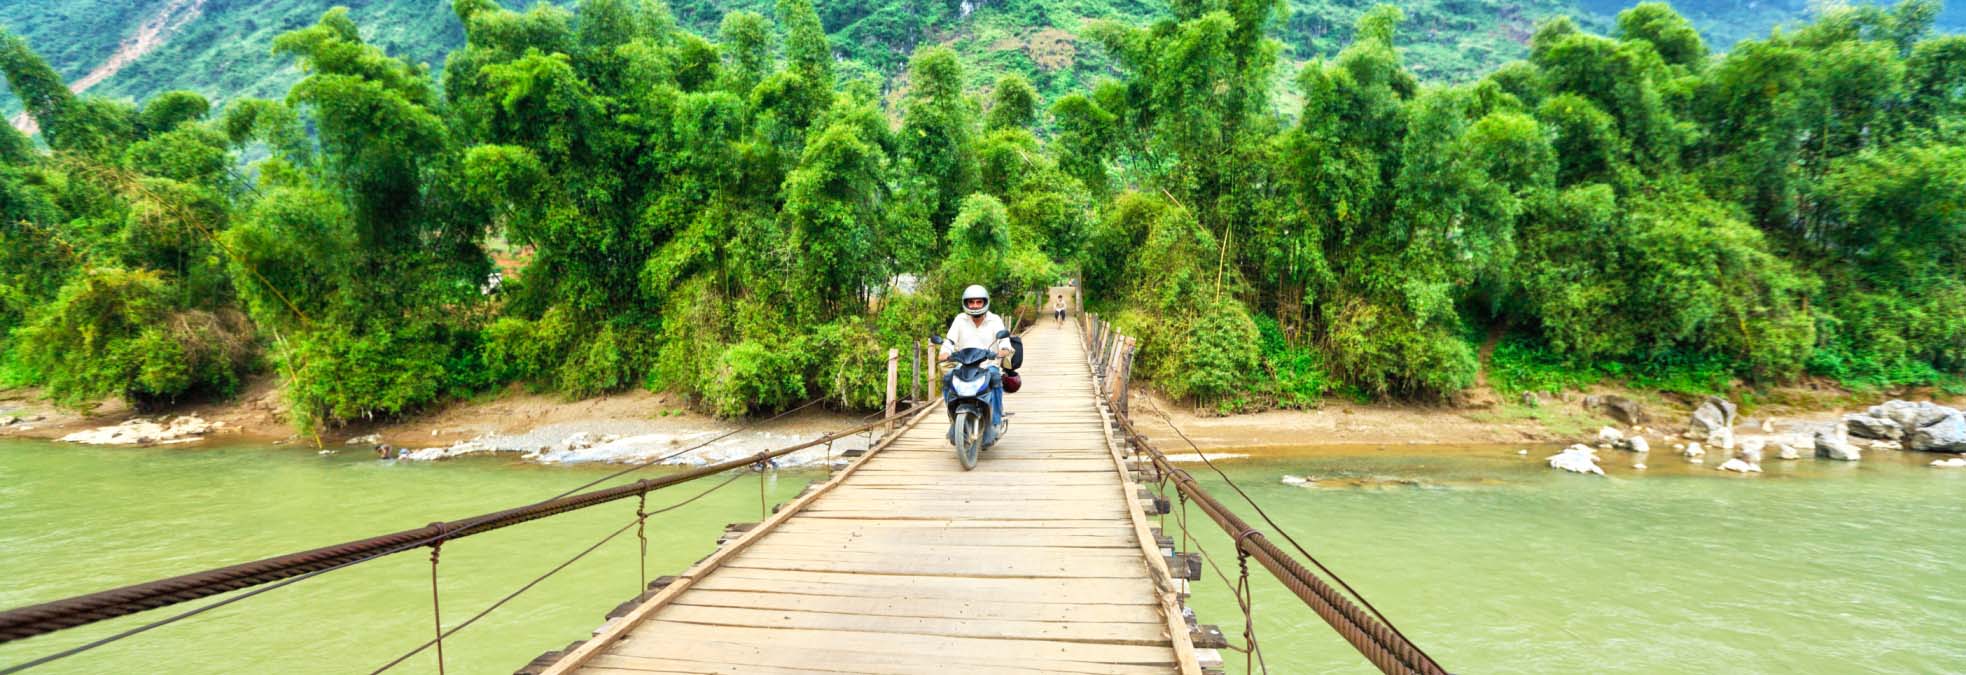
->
[{"left": 545, "top": 317, "right": 1197, "bottom": 674}]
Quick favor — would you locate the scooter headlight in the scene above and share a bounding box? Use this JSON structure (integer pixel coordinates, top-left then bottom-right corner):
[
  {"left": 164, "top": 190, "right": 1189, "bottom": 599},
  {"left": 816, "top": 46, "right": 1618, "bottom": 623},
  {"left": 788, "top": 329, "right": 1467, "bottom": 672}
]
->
[{"left": 952, "top": 377, "right": 986, "bottom": 397}]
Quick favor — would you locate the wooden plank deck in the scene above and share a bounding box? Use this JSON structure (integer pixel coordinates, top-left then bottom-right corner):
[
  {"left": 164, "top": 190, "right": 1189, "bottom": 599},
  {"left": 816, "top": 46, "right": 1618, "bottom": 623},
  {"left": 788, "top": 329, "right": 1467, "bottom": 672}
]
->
[{"left": 547, "top": 318, "right": 1196, "bottom": 674}]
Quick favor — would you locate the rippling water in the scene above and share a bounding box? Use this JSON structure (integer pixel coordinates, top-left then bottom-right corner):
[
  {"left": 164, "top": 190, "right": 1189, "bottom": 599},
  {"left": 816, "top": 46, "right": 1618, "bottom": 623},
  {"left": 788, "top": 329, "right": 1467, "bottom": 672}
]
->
[
  {"left": 0, "top": 440, "right": 812, "bottom": 675},
  {"left": 1171, "top": 448, "right": 1966, "bottom": 674},
  {"left": 1, "top": 440, "right": 1961, "bottom": 674}
]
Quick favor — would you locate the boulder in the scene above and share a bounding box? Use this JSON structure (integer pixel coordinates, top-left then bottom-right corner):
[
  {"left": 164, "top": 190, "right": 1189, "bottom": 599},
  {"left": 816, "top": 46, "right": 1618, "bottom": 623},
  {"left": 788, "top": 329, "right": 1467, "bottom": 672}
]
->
[
  {"left": 1682, "top": 442, "right": 1705, "bottom": 458},
  {"left": 1737, "top": 439, "right": 1765, "bottom": 464},
  {"left": 1814, "top": 430, "right": 1862, "bottom": 461},
  {"left": 1597, "top": 427, "right": 1625, "bottom": 446},
  {"left": 1931, "top": 457, "right": 1966, "bottom": 468},
  {"left": 1706, "top": 426, "right": 1735, "bottom": 450},
  {"left": 1688, "top": 396, "right": 1737, "bottom": 439},
  {"left": 1718, "top": 458, "right": 1762, "bottom": 473},
  {"left": 0, "top": 415, "right": 16, "bottom": 427},
  {"left": 345, "top": 433, "right": 383, "bottom": 446},
  {"left": 1842, "top": 414, "right": 1903, "bottom": 441},
  {"left": 1869, "top": 440, "right": 1903, "bottom": 452},
  {"left": 1547, "top": 445, "right": 1605, "bottom": 476},
  {"left": 1776, "top": 444, "right": 1801, "bottom": 460},
  {"left": 1867, "top": 400, "right": 1955, "bottom": 431},
  {"left": 1600, "top": 395, "right": 1645, "bottom": 426},
  {"left": 1905, "top": 411, "right": 1966, "bottom": 453},
  {"left": 1627, "top": 436, "right": 1650, "bottom": 453}
]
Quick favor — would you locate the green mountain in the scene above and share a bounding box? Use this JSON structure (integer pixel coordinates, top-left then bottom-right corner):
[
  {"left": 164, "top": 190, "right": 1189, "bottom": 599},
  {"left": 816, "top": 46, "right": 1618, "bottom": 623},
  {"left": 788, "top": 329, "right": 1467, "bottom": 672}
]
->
[{"left": 4, "top": 0, "right": 1959, "bottom": 118}]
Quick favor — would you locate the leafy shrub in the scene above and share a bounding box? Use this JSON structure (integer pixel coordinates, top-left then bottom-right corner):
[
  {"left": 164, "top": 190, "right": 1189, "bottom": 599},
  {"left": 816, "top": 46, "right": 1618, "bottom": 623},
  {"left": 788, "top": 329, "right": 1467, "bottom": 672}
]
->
[
  {"left": 14, "top": 269, "right": 253, "bottom": 408},
  {"left": 704, "top": 340, "right": 808, "bottom": 418}
]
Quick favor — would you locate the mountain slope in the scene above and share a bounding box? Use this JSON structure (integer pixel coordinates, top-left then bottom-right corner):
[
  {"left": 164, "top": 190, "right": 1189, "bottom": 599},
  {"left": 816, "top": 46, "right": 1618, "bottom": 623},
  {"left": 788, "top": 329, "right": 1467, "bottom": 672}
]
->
[{"left": 2, "top": 0, "right": 1960, "bottom": 120}]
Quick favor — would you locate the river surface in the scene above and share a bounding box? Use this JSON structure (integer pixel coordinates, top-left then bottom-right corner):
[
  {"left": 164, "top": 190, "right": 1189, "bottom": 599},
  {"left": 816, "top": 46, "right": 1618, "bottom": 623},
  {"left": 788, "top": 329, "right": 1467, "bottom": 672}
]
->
[{"left": 1, "top": 439, "right": 1962, "bottom": 674}]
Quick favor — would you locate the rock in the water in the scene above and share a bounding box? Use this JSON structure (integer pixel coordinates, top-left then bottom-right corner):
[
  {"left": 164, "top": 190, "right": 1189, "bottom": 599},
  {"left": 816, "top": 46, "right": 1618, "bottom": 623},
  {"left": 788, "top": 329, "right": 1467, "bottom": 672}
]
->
[
  {"left": 1718, "top": 457, "right": 1761, "bottom": 473},
  {"left": 1683, "top": 442, "right": 1705, "bottom": 458},
  {"left": 0, "top": 415, "right": 17, "bottom": 427},
  {"left": 1706, "top": 426, "right": 1735, "bottom": 450},
  {"left": 1931, "top": 457, "right": 1966, "bottom": 468},
  {"left": 1869, "top": 440, "right": 1903, "bottom": 451},
  {"left": 1760, "top": 418, "right": 1775, "bottom": 433},
  {"left": 345, "top": 433, "right": 383, "bottom": 446},
  {"left": 1547, "top": 445, "right": 1605, "bottom": 476},
  {"left": 1777, "top": 443, "right": 1801, "bottom": 460},
  {"left": 1737, "top": 439, "right": 1765, "bottom": 464},
  {"left": 1814, "top": 430, "right": 1862, "bottom": 461},
  {"left": 1281, "top": 475, "right": 1310, "bottom": 486},
  {"left": 1597, "top": 426, "right": 1624, "bottom": 446},
  {"left": 1842, "top": 414, "right": 1903, "bottom": 440},
  {"left": 1632, "top": 462, "right": 1647, "bottom": 470},
  {"left": 1905, "top": 411, "right": 1966, "bottom": 453},
  {"left": 1688, "top": 396, "right": 1737, "bottom": 439},
  {"left": 1626, "top": 436, "right": 1650, "bottom": 453}
]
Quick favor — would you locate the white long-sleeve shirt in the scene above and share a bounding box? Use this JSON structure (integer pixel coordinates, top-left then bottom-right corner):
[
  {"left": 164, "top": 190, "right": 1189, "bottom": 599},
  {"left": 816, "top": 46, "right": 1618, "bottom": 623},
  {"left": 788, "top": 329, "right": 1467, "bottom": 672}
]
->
[{"left": 941, "top": 312, "right": 1011, "bottom": 359}]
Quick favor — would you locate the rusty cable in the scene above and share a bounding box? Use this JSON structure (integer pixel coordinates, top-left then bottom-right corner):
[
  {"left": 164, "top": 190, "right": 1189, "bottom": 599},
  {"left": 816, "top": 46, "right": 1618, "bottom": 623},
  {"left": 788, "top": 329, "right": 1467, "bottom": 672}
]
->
[
  {"left": 427, "top": 542, "right": 446, "bottom": 675},
  {"left": 369, "top": 469, "right": 746, "bottom": 674},
  {"left": 0, "top": 402, "right": 927, "bottom": 649},
  {"left": 1141, "top": 395, "right": 1445, "bottom": 670},
  {"left": 544, "top": 398, "right": 825, "bottom": 501},
  {"left": 1135, "top": 433, "right": 1447, "bottom": 675}
]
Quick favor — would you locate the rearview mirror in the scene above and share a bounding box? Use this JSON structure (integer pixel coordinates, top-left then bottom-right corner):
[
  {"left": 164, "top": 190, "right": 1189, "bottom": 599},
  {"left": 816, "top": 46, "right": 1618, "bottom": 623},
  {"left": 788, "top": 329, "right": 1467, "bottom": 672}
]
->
[{"left": 995, "top": 330, "right": 1011, "bottom": 339}]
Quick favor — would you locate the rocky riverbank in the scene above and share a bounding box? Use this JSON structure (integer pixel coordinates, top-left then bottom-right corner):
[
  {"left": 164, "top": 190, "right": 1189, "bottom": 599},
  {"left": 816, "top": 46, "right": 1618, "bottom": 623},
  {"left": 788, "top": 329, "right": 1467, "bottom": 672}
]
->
[{"left": 1539, "top": 395, "right": 1966, "bottom": 477}]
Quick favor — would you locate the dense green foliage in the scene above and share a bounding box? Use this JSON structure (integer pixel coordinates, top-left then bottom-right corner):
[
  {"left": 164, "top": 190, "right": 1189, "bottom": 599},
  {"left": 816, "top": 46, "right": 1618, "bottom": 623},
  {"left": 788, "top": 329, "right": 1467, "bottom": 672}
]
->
[
  {"left": 8, "top": 0, "right": 1963, "bottom": 124},
  {"left": 2, "top": 0, "right": 1963, "bottom": 428}
]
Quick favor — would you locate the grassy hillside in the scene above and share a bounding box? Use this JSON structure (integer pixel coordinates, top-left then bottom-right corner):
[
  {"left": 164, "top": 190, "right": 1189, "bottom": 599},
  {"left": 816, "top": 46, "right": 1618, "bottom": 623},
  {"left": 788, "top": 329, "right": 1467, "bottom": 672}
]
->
[{"left": 5, "top": 0, "right": 1959, "bottom": 120}]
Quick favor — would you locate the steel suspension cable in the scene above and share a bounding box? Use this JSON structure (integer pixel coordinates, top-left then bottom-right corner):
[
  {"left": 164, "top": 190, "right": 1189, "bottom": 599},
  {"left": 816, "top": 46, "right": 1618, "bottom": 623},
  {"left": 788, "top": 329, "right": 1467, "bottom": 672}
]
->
[
  {"left": 0, "top": 401, "right": 927, "bottom": 651},
  {"left": 368, "top": 469, "right": 747, "bottom": 674},
  {"left": 544, "top": 398, "right": 824, "bottom": 500},
  {"left": 1141, "top": 394, "right": 1443, "bottom": 669}
]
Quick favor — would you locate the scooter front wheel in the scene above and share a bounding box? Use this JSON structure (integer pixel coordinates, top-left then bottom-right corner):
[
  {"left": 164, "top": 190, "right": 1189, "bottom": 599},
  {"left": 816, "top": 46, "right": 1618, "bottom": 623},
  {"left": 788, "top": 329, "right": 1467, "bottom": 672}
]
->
[{"left": 956, "top": 411, "right": 982, "bottom": 470}]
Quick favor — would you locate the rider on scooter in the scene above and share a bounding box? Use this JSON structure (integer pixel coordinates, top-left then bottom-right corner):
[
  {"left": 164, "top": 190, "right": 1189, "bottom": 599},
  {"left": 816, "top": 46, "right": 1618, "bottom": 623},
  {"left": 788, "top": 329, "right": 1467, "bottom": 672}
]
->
[{"left": 940, "top": 285, "right": 1012, "bottom": 434}]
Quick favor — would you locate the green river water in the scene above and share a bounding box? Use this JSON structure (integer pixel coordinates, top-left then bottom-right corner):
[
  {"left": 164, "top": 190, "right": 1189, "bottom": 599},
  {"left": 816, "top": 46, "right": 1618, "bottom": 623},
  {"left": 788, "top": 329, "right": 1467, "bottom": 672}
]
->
[{"left": 1, "top": 439, "right": 1962, "bottom": 674}]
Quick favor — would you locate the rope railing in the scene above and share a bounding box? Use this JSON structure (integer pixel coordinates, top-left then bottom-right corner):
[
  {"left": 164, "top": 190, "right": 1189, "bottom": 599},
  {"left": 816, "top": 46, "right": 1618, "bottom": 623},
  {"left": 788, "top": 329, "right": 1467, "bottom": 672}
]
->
[
  {"left": 1079, "top": 309, "right": 1449, "bottom": 675},
  {"left": 0, "top": 400, "right": 930, "bottom": 651}
]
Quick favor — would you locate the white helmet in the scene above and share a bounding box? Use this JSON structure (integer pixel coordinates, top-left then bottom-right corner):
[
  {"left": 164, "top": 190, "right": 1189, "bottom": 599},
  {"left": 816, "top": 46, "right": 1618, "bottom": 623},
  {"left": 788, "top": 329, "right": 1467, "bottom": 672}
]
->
[{"left": 961, "top": 285, "right": 990, "bottom": 316}]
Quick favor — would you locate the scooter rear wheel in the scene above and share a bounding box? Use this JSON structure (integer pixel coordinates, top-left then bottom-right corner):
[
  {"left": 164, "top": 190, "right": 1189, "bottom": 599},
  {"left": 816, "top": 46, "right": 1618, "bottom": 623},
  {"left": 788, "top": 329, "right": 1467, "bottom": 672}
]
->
[{"left": 956, "top": 412, "right": 981, "bottom": 470}]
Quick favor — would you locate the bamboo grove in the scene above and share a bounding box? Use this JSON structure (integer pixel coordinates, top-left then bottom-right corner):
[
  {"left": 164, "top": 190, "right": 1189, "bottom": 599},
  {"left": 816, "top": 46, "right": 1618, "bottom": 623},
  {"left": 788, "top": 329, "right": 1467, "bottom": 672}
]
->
[{"left": 1, "top": 0, "right": 1962, "bottom": 428}]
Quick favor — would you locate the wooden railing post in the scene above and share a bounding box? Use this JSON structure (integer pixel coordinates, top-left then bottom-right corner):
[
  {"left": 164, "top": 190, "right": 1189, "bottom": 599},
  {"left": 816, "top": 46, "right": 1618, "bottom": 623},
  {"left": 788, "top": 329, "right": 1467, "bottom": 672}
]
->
[
  {"left": 911, "top": 340, "right": 922, "bottom": 403},
  {"left": 884, "top": 348, "right": 899, "bottom": 435}
]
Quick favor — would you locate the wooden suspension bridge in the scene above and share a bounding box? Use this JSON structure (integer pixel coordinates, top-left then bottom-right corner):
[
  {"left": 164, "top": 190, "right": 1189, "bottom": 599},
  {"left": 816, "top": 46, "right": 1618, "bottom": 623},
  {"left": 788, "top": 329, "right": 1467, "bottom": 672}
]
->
[
  {"left": 0, "top": 291, "right": 1446, "bottom": 675},
  {"left": 538, "top": 315, "right": 1202, "bottom": 674}
]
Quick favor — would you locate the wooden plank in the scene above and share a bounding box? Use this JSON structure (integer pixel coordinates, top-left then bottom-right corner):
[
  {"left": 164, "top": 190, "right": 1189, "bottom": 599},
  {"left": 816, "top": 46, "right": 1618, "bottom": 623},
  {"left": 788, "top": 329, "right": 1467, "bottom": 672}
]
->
[
  {"left": 757, "top": 528, "right": 1138, "bottom": 549},
  {"left": 610, "top": 622, "right": 1177, "bottom": 667},
  {"left": 724, "top": 549, "right": 1148, "bottom": 578},
  {"left": 650, "top": 604, "right": 1171, "bottom": 645},
  {"left": 739, "top": 541, "right": 1149, "bottom": 565},
  {"left": 693, "top": 568, "right": 1162, "bottom": 606},
  {"left": 590, "top": 645, "right": 1171, "bottom": 675},
  {"left": 671, "top": 589, "right": 1164, "bottom": 624}
]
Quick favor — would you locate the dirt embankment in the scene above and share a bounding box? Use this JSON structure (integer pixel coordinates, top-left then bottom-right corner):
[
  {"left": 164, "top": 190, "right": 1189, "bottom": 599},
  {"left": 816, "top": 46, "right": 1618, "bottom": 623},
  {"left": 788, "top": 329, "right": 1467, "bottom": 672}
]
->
[
  {"left": 2, "top": 372, "right": 1949, "bottom": 459},
  {"left": 1123, "top": 383, "right": 1946, "bottom": 454}
]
